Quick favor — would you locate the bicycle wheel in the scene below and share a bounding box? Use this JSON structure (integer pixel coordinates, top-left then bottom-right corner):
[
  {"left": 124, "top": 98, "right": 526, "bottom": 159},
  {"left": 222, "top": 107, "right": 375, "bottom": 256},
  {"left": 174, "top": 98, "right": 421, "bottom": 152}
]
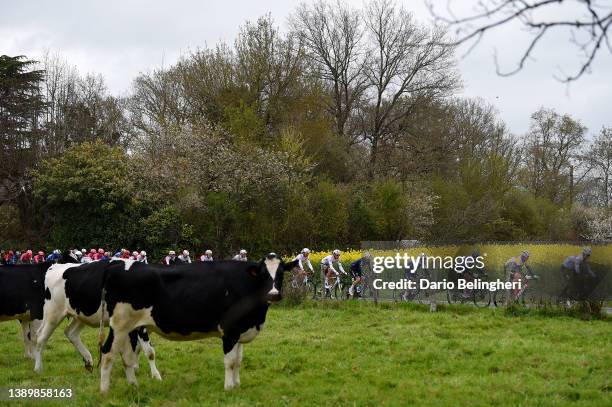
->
[
  {"left": 493, "top": 289, "right": 508, "bottom": 307},
  {"left": 473, "top": 289, "right": 491, "bottom": 308},
  {"left": 306, "top": 280, "right": 317, "bottom": 300},
  {"left": 334, "top": 281, "right": 348, "bottom": 300},
  {"left": 446, "top": 289, "right": 459, "bottom": 304}
]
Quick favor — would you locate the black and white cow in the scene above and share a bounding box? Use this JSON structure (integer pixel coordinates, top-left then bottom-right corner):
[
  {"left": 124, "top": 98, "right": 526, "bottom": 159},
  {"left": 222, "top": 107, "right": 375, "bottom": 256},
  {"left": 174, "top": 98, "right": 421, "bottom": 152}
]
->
[
  {"left": 98, "top": 253, "right": 297, "bottom": 393},
  {"left": 33, "top": 260, "right": 161, "bottom": 381},
  {"left": 0, "top": 262, "right": 52, "bottom": 359}
]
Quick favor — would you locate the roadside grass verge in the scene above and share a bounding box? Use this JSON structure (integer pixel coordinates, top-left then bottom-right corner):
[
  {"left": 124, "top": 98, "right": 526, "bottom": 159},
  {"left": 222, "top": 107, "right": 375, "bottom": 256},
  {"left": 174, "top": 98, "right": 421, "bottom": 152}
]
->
[{"left": 0, "top": 301, "right": 610, "bottom": 406}]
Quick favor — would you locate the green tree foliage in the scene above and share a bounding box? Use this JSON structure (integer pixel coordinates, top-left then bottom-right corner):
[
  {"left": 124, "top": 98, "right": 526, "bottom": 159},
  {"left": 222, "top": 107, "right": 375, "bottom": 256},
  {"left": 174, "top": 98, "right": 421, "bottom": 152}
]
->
[
  {"left": 0, "top": 55, "right": 45, "bottom": 205},
  {"left": 2, "top": 1, "right": 609, "bottom": 253},
  {"left": 33, "top": 141, "right": 140, "bottom": 248}
]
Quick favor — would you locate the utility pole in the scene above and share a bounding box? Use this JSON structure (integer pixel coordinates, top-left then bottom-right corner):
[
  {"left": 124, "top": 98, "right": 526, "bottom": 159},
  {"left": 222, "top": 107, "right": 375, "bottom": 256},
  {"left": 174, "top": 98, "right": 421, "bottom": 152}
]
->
[{"left": 569, "top": 165, "right": 574, "bottom": 208}]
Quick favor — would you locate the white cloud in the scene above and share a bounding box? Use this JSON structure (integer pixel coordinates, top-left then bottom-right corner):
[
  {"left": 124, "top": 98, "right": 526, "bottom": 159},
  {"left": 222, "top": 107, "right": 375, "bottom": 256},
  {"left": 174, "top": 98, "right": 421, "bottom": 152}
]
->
[{"left": 1, "top": 0, "right": 610, "bottom": 136}]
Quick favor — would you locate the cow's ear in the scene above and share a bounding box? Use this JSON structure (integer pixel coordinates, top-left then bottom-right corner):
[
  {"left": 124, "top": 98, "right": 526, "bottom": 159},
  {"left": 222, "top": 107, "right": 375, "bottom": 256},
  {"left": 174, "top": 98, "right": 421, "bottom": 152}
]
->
[
  {"left": 247, "top": 264, "right": 262, "bottom": 277},
  {"left": 284, "top": 259, "right": 299, "bottom": 270}
]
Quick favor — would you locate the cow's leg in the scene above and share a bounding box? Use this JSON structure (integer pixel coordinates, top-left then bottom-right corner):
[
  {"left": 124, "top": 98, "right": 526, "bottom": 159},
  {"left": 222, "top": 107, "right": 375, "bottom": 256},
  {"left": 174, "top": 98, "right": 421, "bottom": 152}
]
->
[
  {"left": 101, "top": 327, "right": 135, "bottom": 393},
  {"left": 100, "top": 328, "right": 116, "bottom": 393},
  {"left": 137, "top": 327, "right": 162, "bottom": 380},
  {"left": 121, "top": 331, "right": 140, "bottom": 387},
  {"left": 19, "top": 320, "right": 33, "bottom": 359},
  {"left": 222, "top": 336, "right": 240, "bottom": 390},
  {"left": 33, "top": 309, "right": 65, "bottom": 373},
  {"left": 232, "top": 343, "right": 243, "bottom": 387},
  {"left": 64, "top": 319, "right": 94, "bottom": 371}
]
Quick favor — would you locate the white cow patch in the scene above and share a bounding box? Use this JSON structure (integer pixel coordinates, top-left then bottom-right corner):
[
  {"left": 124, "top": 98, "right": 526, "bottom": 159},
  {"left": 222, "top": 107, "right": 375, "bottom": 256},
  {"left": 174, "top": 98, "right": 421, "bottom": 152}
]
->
[
  {"left": 113, "top": 259, "right": 136, "bottom": 271},
  {"left": 238, "top": 326, "right": 261, "bottom": 343},
  {"left": 263, "top": 258, "right": 280, "bottom": 281}
]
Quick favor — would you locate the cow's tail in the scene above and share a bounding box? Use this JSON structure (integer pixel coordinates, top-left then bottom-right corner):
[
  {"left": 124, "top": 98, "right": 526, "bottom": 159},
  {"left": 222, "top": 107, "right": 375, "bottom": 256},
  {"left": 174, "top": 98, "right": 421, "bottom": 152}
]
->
[
  {"left": 97, "top": 286, "right": 107, "bottom": 367},
  {"left": 97, "top": 262, "right": 112, "bottom": 367}
]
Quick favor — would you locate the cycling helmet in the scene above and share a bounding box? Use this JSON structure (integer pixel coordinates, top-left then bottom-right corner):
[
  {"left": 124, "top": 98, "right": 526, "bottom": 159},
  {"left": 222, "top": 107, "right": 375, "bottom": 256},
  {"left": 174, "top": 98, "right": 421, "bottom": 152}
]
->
[
  {"left": 132, "top": 251, "right": 138, "bottom": 256},
  {"left": 302, "top": 248, "right": 310, "bottom": 254},
  {"left": 38, "top": 251, "right": 44, "bottom": 256},
  {"left": 182, "top": 250, "right": 189, "bottom": 256},
  {"left": 140, "top": 250, "right": 147, "bottom": 256},
  {"left": 521, "top": 250, "right": 530, "bottom": 258},
  {"left": 54, "top": 249, "right": 61, "bottom": 255},
  {"left": 205, "top": 250, "right": 212, "bottom": 255},
  {"left": 169, "top": 250, "right": 176, "bottom": 256},
  {"left": 582, "top": 247, "right": 592, "bottom": 257},
  {"left": 332, "top": 249, "right": 340, "bottom": 257},
  {"left": 363, "top": 251, "right": 372, "bottom": 259},
  {"left": 98, "top": 248, "right": 104, "bottom": 254},
  {"left": 240, "top": 249, "right": 247, "bottom": 255}
]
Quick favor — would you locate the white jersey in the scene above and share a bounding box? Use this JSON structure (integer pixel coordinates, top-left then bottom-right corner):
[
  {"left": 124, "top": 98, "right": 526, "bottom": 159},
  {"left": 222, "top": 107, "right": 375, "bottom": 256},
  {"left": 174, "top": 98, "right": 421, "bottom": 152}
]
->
[
  {"left": 178, "top": 255, "right": 192, "bottom": 264},
  {"left": 293, "top": 253, "right": 314, "bottom": 272},
  {"left": 233, "top": 254, "right": 247, "bottom": 261},
  {"left": 321, "top": 254, "right": 345, "bottom": 274}
]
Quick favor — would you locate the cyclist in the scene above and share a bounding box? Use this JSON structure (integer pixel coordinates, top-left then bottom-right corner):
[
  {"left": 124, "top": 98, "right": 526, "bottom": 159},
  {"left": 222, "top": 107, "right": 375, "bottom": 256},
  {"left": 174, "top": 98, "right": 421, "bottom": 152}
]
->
[
  {"left": 137, "top": 250, "right": 148, "bottom": 263},
  {"left": 320, "top": 249, "right": 347, "bottom": 296},
  {"left": 233, "top": 249, "right": 248, "bottom": 261},
  {"left": 460, "top": 249, "right": 481, "bottom": 298},
  {"left": 292, "top": 248, "right": 314, "bottom": 283},
  {"left": 178, "top": 250, "right": 192, "bottom": 264},
  {"left": 20, "top": 250, "right": 33, "bottom": 264},
  {"left": 348, "top": 252, "right": 371, "bottom": 298},
  {"left": 401, "top": 253, "right": 424, "bottom": 301},
  {"left": 164, "top": 250, "right": 177, "bottom": 265},
  {"left": 200, "top": 250, "right": 213, "bottom": 261},
  {"left": 560, "top": 247, "right": 596, "bottom": 303},
  {"left": 504, "top": 250, "right": 534, "bottom": 281},
  {"left": 561, "top": 247, "right": 595, "bottom": 278},
  {"left": 503, "top": 250, "right": 535, "bottom": 301},
  {"left": 46, "top": 249, "right": 61, "bottom": 263}
]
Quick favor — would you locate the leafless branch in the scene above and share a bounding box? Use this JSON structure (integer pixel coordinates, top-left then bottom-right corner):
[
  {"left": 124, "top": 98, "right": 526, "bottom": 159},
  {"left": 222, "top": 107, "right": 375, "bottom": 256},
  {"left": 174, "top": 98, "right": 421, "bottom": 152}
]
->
[{"left": 428, "top": 0, "right": 612, "bottom": 82}]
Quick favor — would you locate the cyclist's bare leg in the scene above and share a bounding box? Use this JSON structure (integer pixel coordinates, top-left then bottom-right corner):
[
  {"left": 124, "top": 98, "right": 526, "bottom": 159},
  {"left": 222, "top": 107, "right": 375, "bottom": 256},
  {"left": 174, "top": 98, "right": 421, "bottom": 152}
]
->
[{"left": 326, "top": 270, "right": 335, "bottom": 287}]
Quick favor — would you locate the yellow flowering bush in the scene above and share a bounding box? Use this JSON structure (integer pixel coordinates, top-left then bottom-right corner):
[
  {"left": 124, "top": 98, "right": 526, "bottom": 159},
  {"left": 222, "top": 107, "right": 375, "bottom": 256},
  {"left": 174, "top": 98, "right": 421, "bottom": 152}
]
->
[{"left": 298, "top": 244, "right": 612, "bottom": 271}]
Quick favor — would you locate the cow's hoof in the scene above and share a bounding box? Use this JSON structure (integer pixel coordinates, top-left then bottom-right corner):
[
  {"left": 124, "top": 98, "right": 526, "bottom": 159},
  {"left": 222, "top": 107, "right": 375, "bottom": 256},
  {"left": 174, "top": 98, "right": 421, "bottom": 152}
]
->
[
  {"left": 84, "top": 362, "right": 93, "bottom": 373},
  {"left": 152, "top": 371, "right": 162, "bottom": 381}
]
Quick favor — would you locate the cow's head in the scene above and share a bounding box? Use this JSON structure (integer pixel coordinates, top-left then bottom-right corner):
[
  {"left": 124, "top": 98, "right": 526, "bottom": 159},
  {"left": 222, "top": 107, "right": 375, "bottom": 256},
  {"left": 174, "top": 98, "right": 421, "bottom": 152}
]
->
[{"left": 253, "top": 253, "right": 298, "bottom": 303}]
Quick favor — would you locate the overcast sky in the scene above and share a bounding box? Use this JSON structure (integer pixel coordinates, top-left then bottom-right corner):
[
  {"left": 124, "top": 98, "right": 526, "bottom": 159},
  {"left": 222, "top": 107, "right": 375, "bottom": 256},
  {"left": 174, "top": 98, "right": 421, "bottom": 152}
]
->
[{"left": 1, "top": 0, "right": 610, "bottom": 137}]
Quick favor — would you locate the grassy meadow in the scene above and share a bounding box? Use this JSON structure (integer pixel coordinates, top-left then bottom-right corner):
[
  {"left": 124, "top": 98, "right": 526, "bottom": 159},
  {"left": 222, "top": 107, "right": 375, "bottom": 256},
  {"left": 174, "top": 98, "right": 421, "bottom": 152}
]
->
[{"left": 0, "top": 301, "right": 610, "bottom": 406}]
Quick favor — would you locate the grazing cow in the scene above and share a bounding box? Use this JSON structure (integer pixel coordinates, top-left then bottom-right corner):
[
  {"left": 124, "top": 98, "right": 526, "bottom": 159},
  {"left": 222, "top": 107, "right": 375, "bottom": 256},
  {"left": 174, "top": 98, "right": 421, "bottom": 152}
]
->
[
  {"left": 98, "top": 253, "right": 297, "bottom": 393},
  {"left": 33, "top": 260, "right": 161, "bottom": 381},
  {"left": 0, "top": 262, "right": 52, "bottom": 359}
]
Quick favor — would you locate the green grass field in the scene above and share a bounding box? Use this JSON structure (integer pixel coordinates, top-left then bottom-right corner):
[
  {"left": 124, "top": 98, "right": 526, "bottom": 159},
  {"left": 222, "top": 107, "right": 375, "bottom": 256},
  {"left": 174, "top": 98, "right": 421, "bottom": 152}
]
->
[{"left": 1, "top": 302, "right": 610, "bottom": 406}]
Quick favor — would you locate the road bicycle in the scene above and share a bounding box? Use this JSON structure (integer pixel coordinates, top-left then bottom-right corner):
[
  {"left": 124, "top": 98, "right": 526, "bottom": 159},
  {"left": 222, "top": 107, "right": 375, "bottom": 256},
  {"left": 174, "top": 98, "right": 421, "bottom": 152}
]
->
[
  {"left": 290, "top": 268, "right": 317, "bottom": 299},
  {"left": 446, "top": 268, "right": 491, "bottom": 308},
  {"left": 494, "top": 272, "right": 540, "bottom": 307},
  {"left": 321, "top": 270, "right": 350, "bottom": 300},
  {"left": 394, "top": 267, "right": 436, "bottom": 303}
]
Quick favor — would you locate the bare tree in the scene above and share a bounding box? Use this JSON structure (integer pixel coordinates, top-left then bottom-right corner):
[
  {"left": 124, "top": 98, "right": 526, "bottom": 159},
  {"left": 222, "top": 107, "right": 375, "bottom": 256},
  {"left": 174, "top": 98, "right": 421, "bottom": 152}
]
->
[
  {"left": 427, "top": 0, "right": 612, "bottom": 82},
  {"left": 523, "top": 107, "right": 586, "bottom": 203},
  {"left": 290, "top": 0, "right": 368, "bottom": 142},
  {"left": 586, "top": 127, "right": 612, "bottom": 207},
  {"left": 361, "top": 0, "right": 459, "bottom": 176},
  {"left": 234, "top": 15, "right": 306, "bottom": 134}
]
